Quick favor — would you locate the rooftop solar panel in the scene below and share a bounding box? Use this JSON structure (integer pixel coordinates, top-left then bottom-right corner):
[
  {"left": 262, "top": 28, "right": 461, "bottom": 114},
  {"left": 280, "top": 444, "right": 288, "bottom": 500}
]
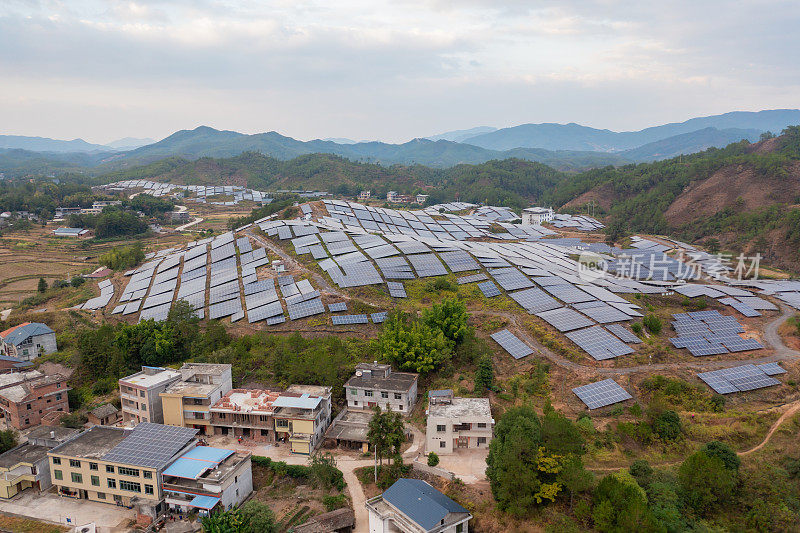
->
[
  {"left": 572, "top": 379, "right": 632, "bottom": 409},
  {"left": 103, "top": 423, "right": 198, "bottom": 469}
]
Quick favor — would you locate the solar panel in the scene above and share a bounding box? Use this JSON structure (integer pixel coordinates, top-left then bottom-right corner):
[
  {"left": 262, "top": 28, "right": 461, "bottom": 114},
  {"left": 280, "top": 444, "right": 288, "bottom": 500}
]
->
[
  {"left": 328, "top": 302, "right": 348, "bottom": 312},
  {"left": 266, "top": 315, "right": 286, "bottom": 325},
  {"left": 103, "top": 423, "right": 198, "bottom": 469},
  {"left": 247, "top": 301, "right": 284, "bottom": 322},
  {"left": 456, "top": 273, "right": 488, "bottom": 285},
  {"left": 287, "top": 298, "right": 325, "bottom": 320},
  {"left": 387, "top": 282, "right": 407, "bottom": 298},
  {"left": 572, "top": 379, "right": 632, "bottom": 409},
  {"left": 332, "top": 314, "right": 369, "bottom": 325},
  {"left": 698, "top": 364, "right": 781, "bottom": 394},
  {"left": 209, "top": 297, "right": 242, "bottom": 319},
  {"left": 489, "top": 267, "right": 534, "bottom": 291},
  {"left": 407, "top": 253, "right": 448, "bottom": 277},
  {"left": 509, "top": 287, "right": 561, "bottom": 314},
  {"left": 572, "top": 301, "right": 631, "bottom": 323},
  {"left": 478, "top": 281, "right": 502, "bottom": 298},
  {"left": 757, "top": 362, "right": 786, "bottom": 375},
  {"left": 371, "top": 312, "right": 388, "bottom": 323},
  {"left": 541, "top": 283, "right": 595, "bottom": 304},
  {"left": 439, "top": 250, "right": 479, "bottom": 272},
  {"left": 490, "top": 329, "right": 534, "bottom": 359},
  {"left": 605, "top": 324, "right": 642, "bottom": 343},
  {"left": 566, "top": 326, "right": 634, "bottom": 360},
  {"left": 536, "top": 308, "right": 594, "bottom": 332}
]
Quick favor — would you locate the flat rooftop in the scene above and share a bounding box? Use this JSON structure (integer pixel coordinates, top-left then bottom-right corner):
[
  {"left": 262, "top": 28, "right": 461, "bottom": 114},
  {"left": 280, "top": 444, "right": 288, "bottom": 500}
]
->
[
  {"left": 181, "top": 363, "right": 230, "bottom": 376},
  {"left": 345, "top": 370, "right": 417, "bottom": 393},
  {"left": 0, "top": 444, "right": 50, "bottom": 468},
  {"left": 428, "top": 397, "right": 492, "bottom": 419},
  {"left": 25, "top": 425, "right": 80, "bottom": 442},
  {"left": 286, "top": 384, "right": 330, "bottom": 397},
  {"left": 120, "top": 368, "right": 180, "bottom": 389},
  {"left": 49, "top": 426, "right": 129, "bottom": 459},
  {"left": 163, "top": 380, "right": 219, "bottom": 397},
  {"left": 211, "top": 389, "right": 281, "bottom": 414}
]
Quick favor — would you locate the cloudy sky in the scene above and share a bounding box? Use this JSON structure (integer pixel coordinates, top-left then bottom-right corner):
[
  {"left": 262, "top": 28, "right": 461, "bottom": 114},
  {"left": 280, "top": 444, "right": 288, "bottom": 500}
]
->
[{"left": 2, "top": 0, "right": 798, "bottom": 144}]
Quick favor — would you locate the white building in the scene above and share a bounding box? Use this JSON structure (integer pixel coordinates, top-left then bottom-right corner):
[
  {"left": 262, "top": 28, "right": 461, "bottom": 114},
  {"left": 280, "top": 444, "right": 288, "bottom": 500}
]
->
[
  {"left": 0, "top": 322, "right": 57, "bottom": 361},
  {"left": 359, "top": 190, "right": 372, "bottom": 200},
  {"left": 162, "top": 446, "right": 253, "bottom": 516},
  {"left": 367, "top": 478, "right": 472, "bottom": 533},
  {"left": 386, "top": 191, "right": 399, "bottom": 202},
  {"left": 521, "top": 206, "right": 554, "bottom": 225},
  {"left": 345, "top": 363, "right": 418, "bottom": 414},
  {"left": 425, "top": 390, "right": 493, "bottom": 455}
]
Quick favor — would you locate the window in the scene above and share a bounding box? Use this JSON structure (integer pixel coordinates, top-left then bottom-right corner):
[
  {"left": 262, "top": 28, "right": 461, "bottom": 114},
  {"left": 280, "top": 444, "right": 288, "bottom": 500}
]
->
[
  {"left": 276, "top": 419, "right": 289, "bottom": 428},
  {"left": 139, "top": 390, "right": 145, "bottom": 397},
  {"left": 261, "top": 429, "right": 269, "bottom": 436},
  {"left": 436, "top": 424, "right": 446, "bottom": 432},
  {"left": 381, "top": 391, "right": 388, "bottom": 399},
  {"left": 119, "top": 480, "right": 141, "bottom": 493},
  {"left": 91, "top": 476, "right": 100, "bottom": 486},
  {"left": 69, "top": 459, "right": 81, "bottom": 468},
  {"left": 89, "top": 463, "right": 98, "bottom": 471},
  {"left": 118, "top": 467, "right": 139, "bottom": 477},
  {"left": 26, "top": 404, "right": 31, "bottom": 410},
  {"left": 364, "top": 390, "right": 373, "bottom": 397},
  {"left": 398, "top": 405, "right": 404, "bottom": 411},
  {"left": 439, "top": 441, "right": 446, "bottom": 448},
  {"left": 106, "top": 465, "right": 115, "bottom": 473},
  {"left": 107, "top": 478, "right": 116, "bottom": 489},
  {"left": 456, "top": 524, "right": 464, "bottom": 533},
  {"left": 394, "top": 393, "right": 401, "bottom": 400},
  {"left": 350, "top": 389, "right": 357, "bottom": 396},
  {"left": 143, "top": 471, "right": 152, "bottom": 479},
  {"left": 71, "top": 473, "right": 83, "bottom": 483},
  {"left": 477, "top": 423, "right": 487, "bottom": 428},
  {"left": 352, "top": 400, "right": 358, "bottom": 406},
  {"left": 55, "top": 393, "right": 62, "bottom": 401},
  {"left": 478, "top": 437, "right": 487, "bottom": 444},
  {"left": 141, "top": 404, "right": 147, "bottom": 411},
  {"left": 54, "top": 469, "right": 63, "bottom": 480},
  {"left": 144, "top": 484, "right": 154, "bottom": 495},
  {"left": 52, "top": 457, "right": 61, "bottom": 465},
  {"left": 97, "top": 492, "right": 106, "bottom": 500}
]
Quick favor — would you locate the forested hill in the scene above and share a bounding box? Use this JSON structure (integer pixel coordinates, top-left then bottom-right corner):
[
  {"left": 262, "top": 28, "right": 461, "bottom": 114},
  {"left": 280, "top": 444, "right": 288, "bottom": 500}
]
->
[
  {"left": 101, "top": 152, "right": 565, "bottom": 210},
  {"left": 548, "top": 126, "right": 800, "bottom": 270}
]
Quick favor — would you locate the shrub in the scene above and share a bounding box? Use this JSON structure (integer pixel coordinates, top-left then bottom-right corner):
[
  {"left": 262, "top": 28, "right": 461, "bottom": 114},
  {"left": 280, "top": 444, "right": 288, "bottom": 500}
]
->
[
  {"left": 642, "top": 314, "right": 662, "bottom": 335},
  {"left": 631, "top": 322, "right": 643, "bottom": 335},
  {"left": 427, "top": 452, "right": 440, "bottom": 467},
  {"left": 653, "top": 410, "right": 681, "bottom": 440},
  {"left": 322, "top": 494, "right": 348, "bottom": 512}
]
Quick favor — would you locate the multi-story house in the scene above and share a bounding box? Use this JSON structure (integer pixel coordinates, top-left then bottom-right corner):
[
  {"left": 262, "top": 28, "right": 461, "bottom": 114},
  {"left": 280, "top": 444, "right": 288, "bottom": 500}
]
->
[
  {"left": 272, "top": 385, "right": 332, "bottom": 455},
  {"left": 345, "top": 362, "right": 418, "bottom": 414},
  {"left": 47, "top": 423, "right": 198, "bottom": 522},
  {"left": 0, "top": 426, "right": 79, "bottom": 499},
  {"left": 161, "top": 363, "right": 233, "bottom": 435},
  {"left": 118, "top": 366, "right": 181, "bottom": 425},
  {"left": 0, "top": 322, "right": 57, "bottom": 361},
  {"left": 162, "top": 446, "right": 253, "bottom": 515},
  {"left": 425, "top": 390, "right": 493, "bottom": 455},
  {"left": 0, "top": 370, "right": 70, "bottom": 429},
  {"left": 209, "top": 389, "right": 282, "bottom": 442}
]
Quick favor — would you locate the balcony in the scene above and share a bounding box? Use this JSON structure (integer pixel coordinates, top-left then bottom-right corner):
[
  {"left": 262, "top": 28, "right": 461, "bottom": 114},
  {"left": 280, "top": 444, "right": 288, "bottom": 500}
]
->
[{"left": 452, "top": 423, "right": 472, "bottom": 432}]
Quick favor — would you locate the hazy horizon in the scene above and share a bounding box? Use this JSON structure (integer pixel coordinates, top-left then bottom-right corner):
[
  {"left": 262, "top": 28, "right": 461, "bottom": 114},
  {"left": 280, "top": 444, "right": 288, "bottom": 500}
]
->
[{"left": 2, "top": 1, "right": 799, "bottom": 145}]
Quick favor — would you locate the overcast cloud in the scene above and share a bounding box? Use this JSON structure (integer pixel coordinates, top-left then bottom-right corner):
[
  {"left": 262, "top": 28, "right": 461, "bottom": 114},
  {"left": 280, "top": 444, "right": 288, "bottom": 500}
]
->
[{"left": 1, "top": 0, "right": 798, "bottom": 144}]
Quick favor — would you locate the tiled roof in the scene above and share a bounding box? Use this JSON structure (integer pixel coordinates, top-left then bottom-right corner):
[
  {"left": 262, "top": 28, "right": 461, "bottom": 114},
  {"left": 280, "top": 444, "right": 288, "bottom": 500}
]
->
[{"left": 0, "top": 323, "right": 54, "bottom": 347}]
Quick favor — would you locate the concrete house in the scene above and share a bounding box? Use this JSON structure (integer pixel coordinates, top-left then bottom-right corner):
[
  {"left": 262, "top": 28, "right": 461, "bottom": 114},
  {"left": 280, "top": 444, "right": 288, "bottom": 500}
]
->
[
  {"left": 0, "top": 322, "right": 57, "bottom": 361},
  {"left": 209, "top": 388, "right": 282, "bottom": 442},
  {"left": 521, "top": 206, "right": 554, "bottom": 225},
  {"left": 272, "top": 385, "right": 332, "bottom": 455},
  {"left": 88, "top": 404, "right": 120, "bottom": 426},
  {"left": 0, "top": 426, "right": 79, "bottom": 499},
  {"left": 425, "top": 390, "right": 493, "bottom": 455},
  {"left": 47, "top": 423, "right": 198, "bottom": 522},
  {"left": 345, "top": 363, "right": 418, "bottom": 414},
  {"left": 162, "top": 446, "right": 253, "bottom": 515},
  {"left": 366, "top": 478, "right": 472, "bottom": 533},
  {"left": 161, "top": 363, "right": 233, "bottom": 435},
  {"left": 119, "top": 366, "right": 182, "bottom": 425}
]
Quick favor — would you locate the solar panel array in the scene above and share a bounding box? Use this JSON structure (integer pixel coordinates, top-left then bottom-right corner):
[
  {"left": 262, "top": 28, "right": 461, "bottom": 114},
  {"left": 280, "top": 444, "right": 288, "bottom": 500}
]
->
[
  {"left": 490, "top": 330, "right": 534, "bottom": 359},
  {"left": 605, "top": 323, "right": 643, "bottom": 344},
  {"left": 287, "top": 298, "right": 326, "bottom": 320},
  {"left": 536, "top": 308, "right": 595, "bottom": 332},
  {"left": 103, "top": 423, "right": 198, "bottom": 469},
  {"left": 101, "top": 180, "right": 273, "bottom": 206},
  {"left": 387, "top": 282, "right": 407, "bottom": 298},
  {"left": 457, "top": 273, "right": 488, "bottom": 285},
  {"left": 698, "top": 364, "right": 782, "bottom": 394},
  {"left": 478, "top": 281, "right": 502, "bottom": 298},
  {"left": 328, "top": 302, "right": 348, "bottom": 312},
  {"left": 566, "top": 326, "right": 635, "bottom": 360},
  {"left": 573, "top": 379, "right": 632, "bottom": 409},
  {"left": 669, "top": 311, "right": 763, "bottom": 356},
  {"left": 331, "top": 314, "right": 370, "bottom": 325}
]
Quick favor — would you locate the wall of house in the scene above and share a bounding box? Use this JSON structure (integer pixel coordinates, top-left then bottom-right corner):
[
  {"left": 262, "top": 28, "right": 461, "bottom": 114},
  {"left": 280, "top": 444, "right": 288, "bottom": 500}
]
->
[
  {"left": 426, "top": 415, "right": 493, "bottom": 455},
  {"left": 48, "top": 455, "right": 160, "bottom": 505},
  {"left": 0, "top": 381, "right": 69, "bottom": 429}
]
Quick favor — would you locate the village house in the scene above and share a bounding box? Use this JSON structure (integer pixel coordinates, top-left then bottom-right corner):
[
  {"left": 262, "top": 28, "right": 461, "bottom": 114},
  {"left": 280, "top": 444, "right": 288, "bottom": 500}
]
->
[
  {"left": 0, "top": 370, "right": 70, "bottom": 429},
  {"left": 0, "top": 322, "right": 57, "bottom": 361},
  {"left": 425, "top": 390, "right": 493, "bottom": 455}
]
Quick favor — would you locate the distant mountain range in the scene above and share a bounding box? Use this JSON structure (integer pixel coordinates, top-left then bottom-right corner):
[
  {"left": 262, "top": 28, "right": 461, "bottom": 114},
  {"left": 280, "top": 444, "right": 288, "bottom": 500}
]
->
[{"left": 0, "top": 109, "right": 797, "bottom": 176}]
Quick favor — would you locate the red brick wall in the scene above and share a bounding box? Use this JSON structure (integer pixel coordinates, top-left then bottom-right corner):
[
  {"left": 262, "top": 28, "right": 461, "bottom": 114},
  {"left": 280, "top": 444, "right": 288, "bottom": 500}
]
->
[{"left": 2, "top": 380, "right": 69, "bottom": 429}]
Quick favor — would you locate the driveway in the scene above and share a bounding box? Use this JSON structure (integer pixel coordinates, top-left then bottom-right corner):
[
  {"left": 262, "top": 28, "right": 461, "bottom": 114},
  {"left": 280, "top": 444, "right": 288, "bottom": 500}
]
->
[
  {"left": 0, "top": 490, "right": 135, "bottom": 532},
  {"left": 435, "top": 449, "right": 489, "bottom": 484}
]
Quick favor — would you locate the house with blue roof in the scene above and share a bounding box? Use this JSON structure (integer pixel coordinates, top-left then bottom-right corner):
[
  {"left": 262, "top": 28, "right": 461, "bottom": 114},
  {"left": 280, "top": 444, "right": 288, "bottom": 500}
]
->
[
  {"left": 366, "top": 478, "right": 472, "bottom": 533},
  {"left": 0, "top": 322, "right": 57, "bottom": 361},
  {"left": 161, "top": 446, "right": 252, "bottom": 516}
]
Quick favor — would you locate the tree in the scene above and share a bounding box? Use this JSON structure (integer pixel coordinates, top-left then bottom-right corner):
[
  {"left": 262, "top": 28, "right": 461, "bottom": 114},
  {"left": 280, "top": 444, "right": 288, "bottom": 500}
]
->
[
  {"left": 486, "top": 406, "right": 585, "bottom": 514},
  {"left": 629, "top": 459, "right": 654, "bottom": 488},
  {"left": 560, "top": 455, "right": 593, "bottom": 510},
  {"left": 37, "top": 277, "right": 47, "bottom": 293},
  {"left": 474, "top": 356, "right": 494, "bottom": 393},
  {"left": 201, "top": 509, "right": 245, "bottom": 532},
  {"left": 705, "top": 237, "right": 721, "bottom": 255},
  {"left": 653, "top": 410, "right": 681, "bottom": 441},
  {"left": 378, "top": 312, "right": 451, "bottom": 373},
  {"left": 237, "top": 501, "right": 278, "bottom": 533},
  {"left": 592, "top": 472, "right": 662, "bottom": 533},
  {"left": 427, "top": 451, "right": 440, "bottom": 467},
  {"left": 422, "top": 298, "right": 471, "bottom": 346},
  {"left": 678, "top": 450, "right": 737, "bottom": 515},
  {"left": 541, "top": 410, "right": 585, "bottom": 455},
  {"left": 642, "top": 314, "right": 662, "bottom": 335},
  {"left": 367, "top": 406, "right": 405, "bottom": 466},
  {"left": 604, "top": 218, "right": 628, "bottom": 246},
  {"left": 309, "top": 452, "right": 345, "bottom": 490},
  {"left": 701, "top": 441, "right": 739, "bottom": 471},
  {"left": 0, "top": 430, "right": 17, "bottom": 454}
]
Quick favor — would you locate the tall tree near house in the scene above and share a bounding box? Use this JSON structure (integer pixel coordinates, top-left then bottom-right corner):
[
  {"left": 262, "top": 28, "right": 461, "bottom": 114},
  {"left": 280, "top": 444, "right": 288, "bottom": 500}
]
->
[
  {"left": 37, "top": 277, "right": 47, "bottom": 293},
  {"left": 367, "top": 406, "right": 405, "bottom": 466}
]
